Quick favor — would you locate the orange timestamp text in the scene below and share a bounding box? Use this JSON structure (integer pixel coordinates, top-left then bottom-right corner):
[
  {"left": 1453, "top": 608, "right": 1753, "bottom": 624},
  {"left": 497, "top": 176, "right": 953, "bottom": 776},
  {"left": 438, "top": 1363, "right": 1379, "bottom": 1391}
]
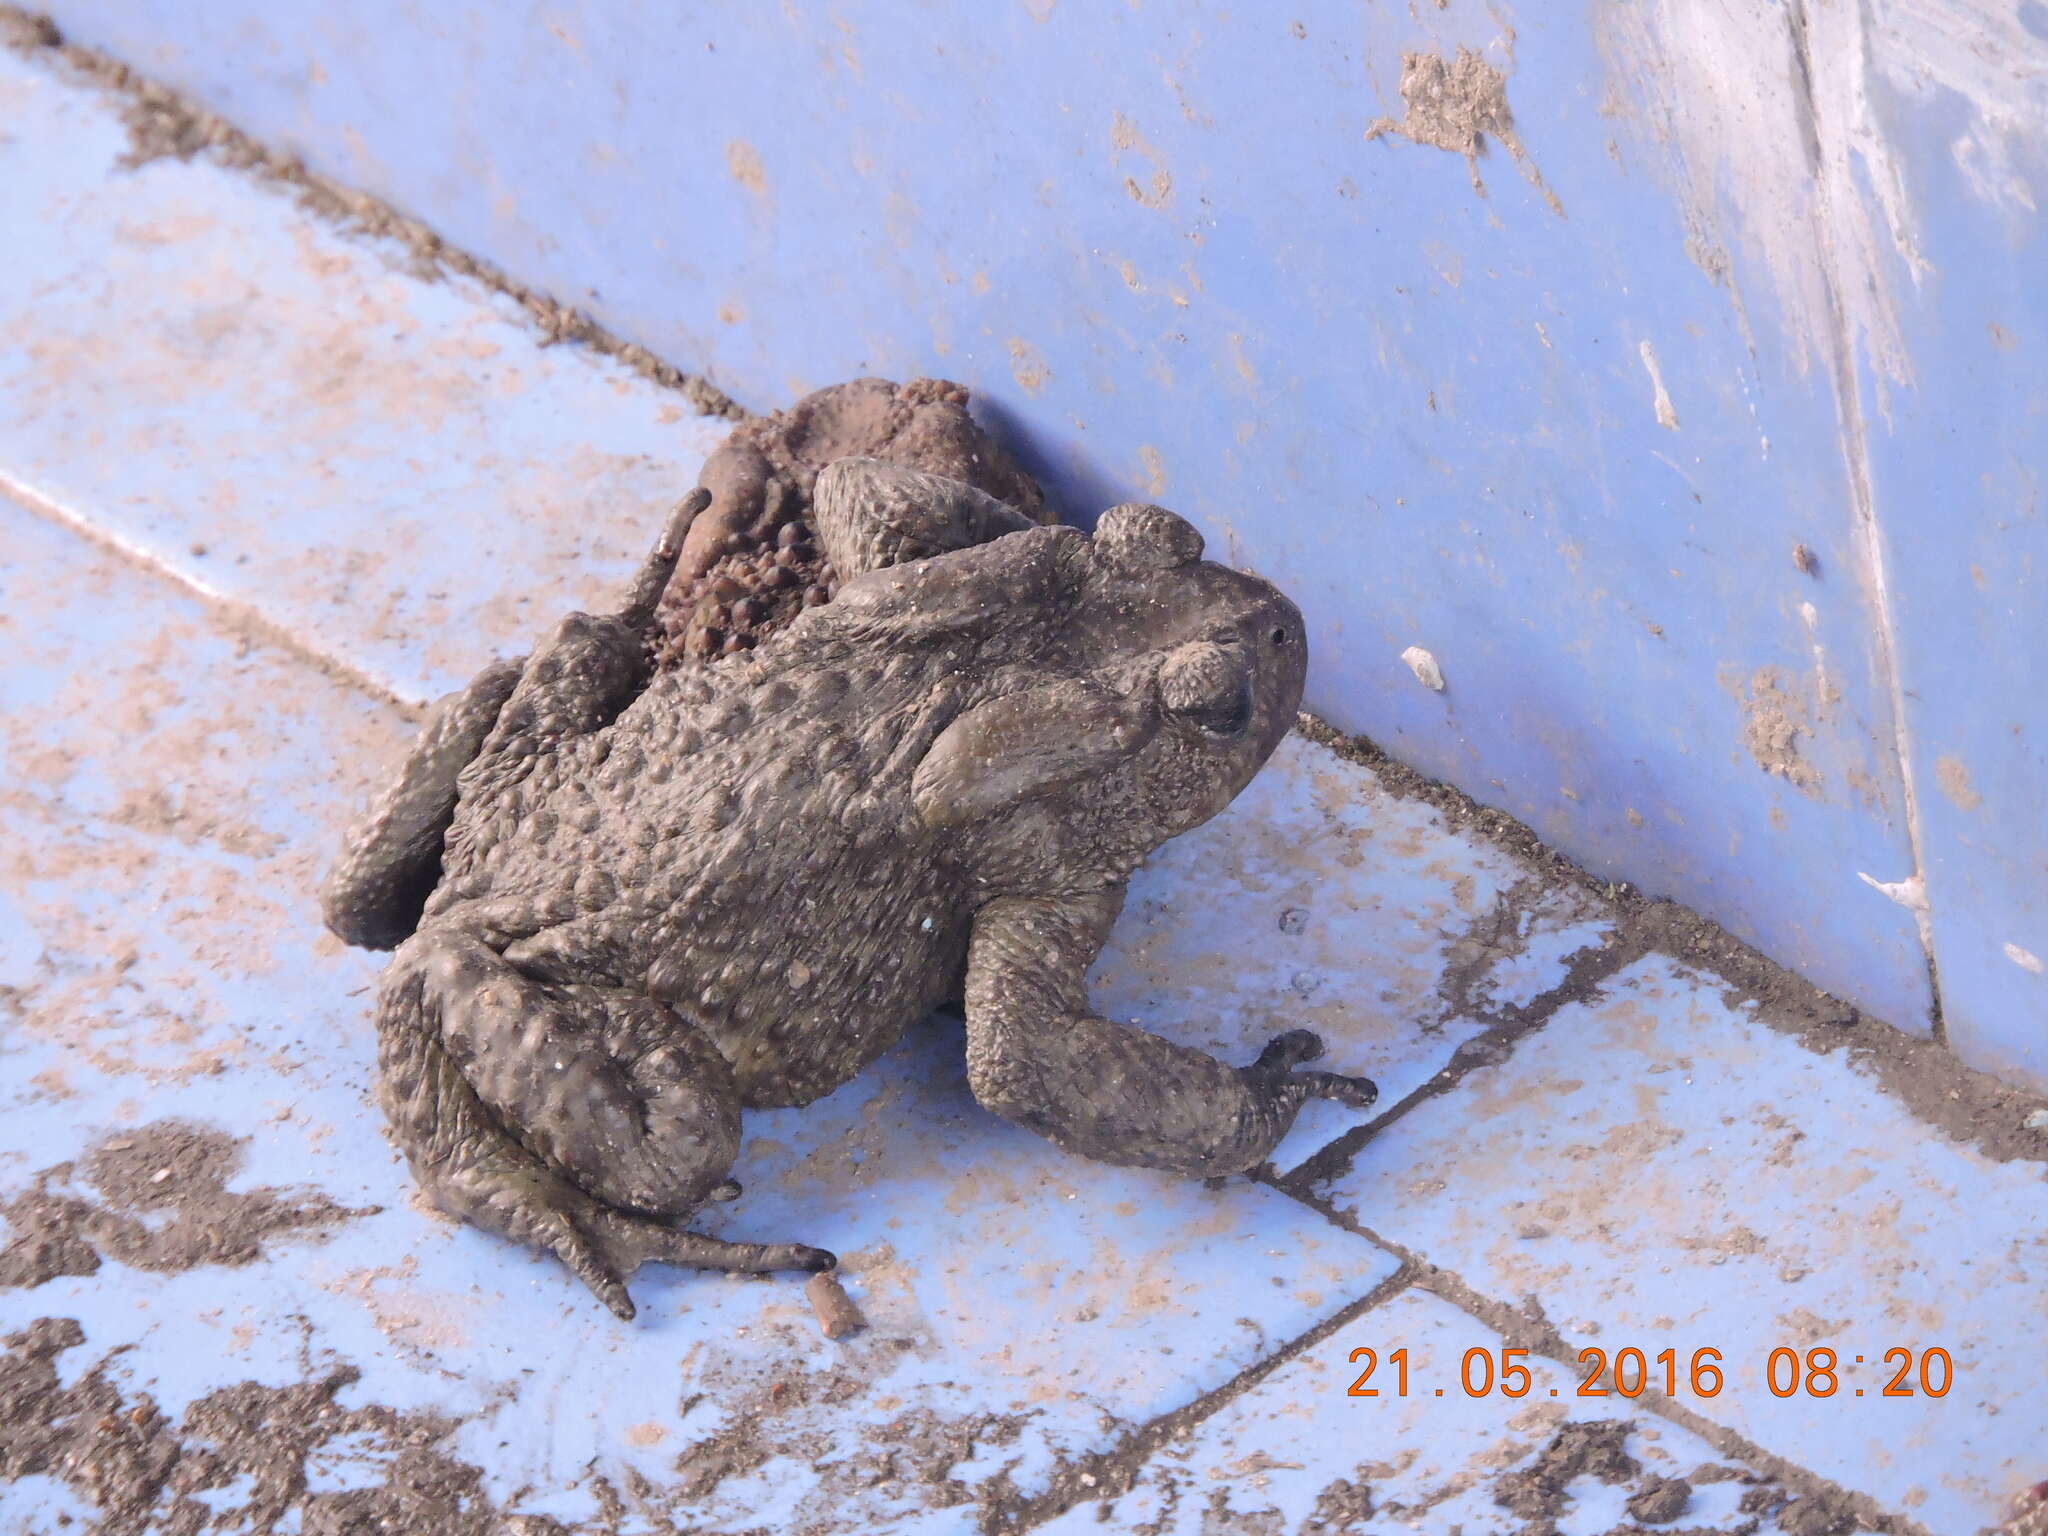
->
[{"left": 1345, "top": 1345, "right": 1955, "bottom": 1400}]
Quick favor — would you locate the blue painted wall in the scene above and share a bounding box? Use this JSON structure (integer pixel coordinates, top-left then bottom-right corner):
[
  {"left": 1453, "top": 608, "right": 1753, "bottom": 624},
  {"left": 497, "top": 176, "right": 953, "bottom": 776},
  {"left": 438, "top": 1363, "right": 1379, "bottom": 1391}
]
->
[
  {"left": 1865, "top": 63, "right": 2048, "bottom": 1091},
  {"left": 42, "top": 0, "right": 2046, "bottom": 1086}
]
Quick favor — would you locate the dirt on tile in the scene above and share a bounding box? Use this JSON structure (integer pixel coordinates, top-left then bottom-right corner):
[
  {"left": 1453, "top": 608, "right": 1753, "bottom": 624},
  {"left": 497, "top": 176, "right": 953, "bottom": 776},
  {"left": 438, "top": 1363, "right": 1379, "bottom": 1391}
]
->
[
  {"left": 2000, "top": 1482, "right": 2048, "bottom": 1536},
  {"left": 1626, "top": 1472, "right": 1694, "bottom": 1524},
  {"left": 1732, "top": 1479, "right": 1861, "bottom": 1534},
  {"left": 0, "top": 1119, "right": 369, "bottom": 1289},
  {"left": 1775, "top": 1487, "right": 1860, "bottom": 1536},
  {"left": 0, "top": 1303, "right": 1042, "bottom": 1535},
  {"left": 0, "top": 5, "right": 743, "bottom": 421},
  {"left": 0, "top": 1315, "right": 505, "bottom": 1536},
  {"left": 712, "top": 1377, "right": 1028, "bottom": 1521},
  {"left": 1492, "top": 1418, "right": 1639, "bottom": 1525},
  {"left": 1303, "top": 1473, "right": 1375, "bottom": 1530}
]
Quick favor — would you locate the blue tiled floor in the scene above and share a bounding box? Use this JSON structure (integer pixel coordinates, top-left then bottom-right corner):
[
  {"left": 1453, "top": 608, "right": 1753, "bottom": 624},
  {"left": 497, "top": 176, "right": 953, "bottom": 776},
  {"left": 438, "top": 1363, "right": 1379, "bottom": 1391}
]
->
[{"left": 3, "top": 43, "right": 2042, "bottom": 1536}]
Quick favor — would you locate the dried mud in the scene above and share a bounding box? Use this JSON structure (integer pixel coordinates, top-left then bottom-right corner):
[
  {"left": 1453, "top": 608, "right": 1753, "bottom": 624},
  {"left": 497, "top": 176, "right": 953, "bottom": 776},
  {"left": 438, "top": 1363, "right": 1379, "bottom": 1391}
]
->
[
  {"left": 1365, "top": 44, "right": 1563, "bottom": 216},
  {"left": 1731, "top": 666, "right": 1824, "bottom": 796},
  {"left": 587, "top": 1308, "right": 1047, "bottom": 1534},
  {"left": 1494, "top": 1419, "right": 1638, "bottom": 1525},
  {"left": 1734, "top": 1481, "right": 1866, "bottom": 1536},
  {"left": 1627, "top": 1473, "right": 1695, "bottom": 1524},
  {"left": 1044, "top": 1393, "right": 1809, "bottom": 1536},
  {"left": 0, "top": 1119, "right": 370, "bottom": 1290},
  {"left": 0, "top": 6, "right": 743, "bottom": 422},
  {"left": 0, "top": 1316, "right": 508, "bottom": 1536},
  {"left": 2001, "top": 1482, "right": 2048, "bottom": 1536},
  {"left": 0, "top": 1307, "right": 1059, "bottom": 1536}
]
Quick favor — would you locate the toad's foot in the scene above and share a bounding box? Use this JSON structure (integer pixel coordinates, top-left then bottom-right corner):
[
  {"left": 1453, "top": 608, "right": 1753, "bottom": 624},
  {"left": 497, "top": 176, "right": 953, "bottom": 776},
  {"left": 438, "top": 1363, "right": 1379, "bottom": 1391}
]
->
[
  {"left": 528, "top": 1190, "right": 835, "bottom": 1322},
  {"left": 1247, "top": 1028, "right": 1379, "bottom": 1112},
  {"left": 419, "top": 1152, "right": 832, "bottom": 1321},
  {"left": 596, "top": 1209, "right": 834, "bottom": 1293}
]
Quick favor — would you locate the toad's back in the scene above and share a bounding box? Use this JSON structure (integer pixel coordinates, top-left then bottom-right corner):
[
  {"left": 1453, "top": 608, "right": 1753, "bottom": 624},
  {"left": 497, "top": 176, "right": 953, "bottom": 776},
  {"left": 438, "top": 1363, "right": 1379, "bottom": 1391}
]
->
[{"left": 422, "top": 642, "right": 989, "bottom": 1106}]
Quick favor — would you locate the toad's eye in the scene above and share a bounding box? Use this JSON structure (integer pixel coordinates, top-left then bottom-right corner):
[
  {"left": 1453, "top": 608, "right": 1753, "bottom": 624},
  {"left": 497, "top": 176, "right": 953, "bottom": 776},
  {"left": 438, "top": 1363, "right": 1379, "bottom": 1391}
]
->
[
  {"left": 1270, "top": 626, "right": 1291, "bottom": 646},
  {"left": 1192, "top": 686, "right": 1254, "bottom": 738}
]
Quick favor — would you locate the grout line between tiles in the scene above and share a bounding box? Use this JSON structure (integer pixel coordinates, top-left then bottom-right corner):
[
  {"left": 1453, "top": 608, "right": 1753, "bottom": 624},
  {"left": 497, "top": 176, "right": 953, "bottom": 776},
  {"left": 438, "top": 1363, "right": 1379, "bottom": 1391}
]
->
[
  {"left": 1277, "top": 727, "right": 2048, "bottom": 1179},
  {"left": 2, "top": 469, "right": 427, "bottom": 718},
  {"left": 995, "top": 1264, "right": 1420, "bottom": 1533},
  {"left": 1282, "top": 922, "right": 1635, "bottom": 1192},
  {"left": 1265, "top": 1181, "right": 1936, "bottom": 1536}
]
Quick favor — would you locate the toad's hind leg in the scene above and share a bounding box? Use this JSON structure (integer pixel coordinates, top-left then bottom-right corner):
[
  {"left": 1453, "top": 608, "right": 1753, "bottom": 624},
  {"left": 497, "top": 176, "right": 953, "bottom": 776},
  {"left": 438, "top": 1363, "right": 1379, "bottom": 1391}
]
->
[
  {"left": 322, "top": 492, "right": 709, "bottom": 952},
  {"left": 322, "top": 657, "right": 525, "bottom": 950},
  {"left": 376, "top": 928, "right": 833, "bottom": 1319}
]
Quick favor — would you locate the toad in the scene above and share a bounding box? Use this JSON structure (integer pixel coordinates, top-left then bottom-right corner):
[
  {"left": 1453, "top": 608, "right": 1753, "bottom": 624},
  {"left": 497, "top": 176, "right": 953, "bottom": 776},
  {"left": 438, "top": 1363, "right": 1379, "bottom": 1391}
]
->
[{"left": 322, "top": 457, "right": 1375, "bottom": 1318}]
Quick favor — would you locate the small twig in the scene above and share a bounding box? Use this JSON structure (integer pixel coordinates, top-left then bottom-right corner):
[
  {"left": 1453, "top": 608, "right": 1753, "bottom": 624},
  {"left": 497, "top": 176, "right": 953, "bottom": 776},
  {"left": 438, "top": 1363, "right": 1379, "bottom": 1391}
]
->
[{"left": 806, "top": 1270, "right": 866, "bottom": 1340}]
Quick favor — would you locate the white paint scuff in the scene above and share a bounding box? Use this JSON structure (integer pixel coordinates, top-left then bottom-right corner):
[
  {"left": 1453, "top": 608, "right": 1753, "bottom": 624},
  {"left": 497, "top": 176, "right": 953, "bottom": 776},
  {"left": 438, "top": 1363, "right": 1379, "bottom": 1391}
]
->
[
  {"left": 1859, "top": 870, "right": 1928, "bottom": 911},
  {"left": 2004, "top": 942, "right": 2044, "bottom": 975},
  {"left": 1796, "top": 600, "right": 1833, "bottom": 714},
  {"left": 1598, "top": 0, "right": 2048, "bottom": 389},
  {"left": 1638, "top": 340, "right": 1679, "bottom": 429}
]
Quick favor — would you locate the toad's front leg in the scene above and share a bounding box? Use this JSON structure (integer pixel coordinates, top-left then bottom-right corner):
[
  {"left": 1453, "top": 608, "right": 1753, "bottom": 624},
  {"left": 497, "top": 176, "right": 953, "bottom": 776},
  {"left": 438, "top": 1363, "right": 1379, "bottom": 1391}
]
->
[
  {"left": 962, "top": 890, "right": 1377, "bottom": 1176},
  {"left": 376, "top": 927, "right": 833, "bottom": 1319}
]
